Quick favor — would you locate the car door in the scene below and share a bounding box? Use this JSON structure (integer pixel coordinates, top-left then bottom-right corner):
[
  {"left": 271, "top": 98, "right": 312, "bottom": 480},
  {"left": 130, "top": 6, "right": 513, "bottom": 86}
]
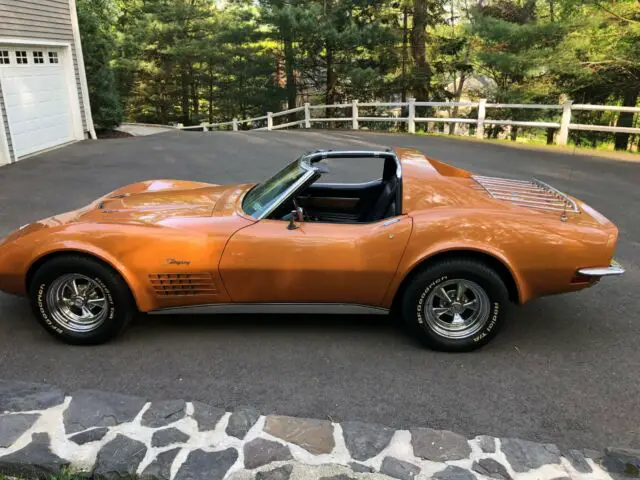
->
[{"left": 218, "top": 216, "right": 413, "bottom": 306}]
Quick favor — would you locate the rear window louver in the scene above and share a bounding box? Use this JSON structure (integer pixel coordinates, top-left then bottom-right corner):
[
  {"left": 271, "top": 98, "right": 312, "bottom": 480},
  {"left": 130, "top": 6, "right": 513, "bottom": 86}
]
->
[{"left": 472, "top": 175, "right": 579, "bottom": 213}]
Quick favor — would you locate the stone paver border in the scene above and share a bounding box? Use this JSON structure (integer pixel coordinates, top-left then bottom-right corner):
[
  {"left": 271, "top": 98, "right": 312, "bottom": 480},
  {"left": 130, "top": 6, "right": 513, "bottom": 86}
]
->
[{"left": 0, "top": 379, "right": 637, "bottom": 479}]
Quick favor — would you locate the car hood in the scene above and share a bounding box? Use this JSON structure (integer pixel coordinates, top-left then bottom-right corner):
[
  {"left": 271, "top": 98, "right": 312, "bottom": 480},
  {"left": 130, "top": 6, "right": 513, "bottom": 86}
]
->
[{"left": 54, "top": 180, "right": 249, "bottom": 226}]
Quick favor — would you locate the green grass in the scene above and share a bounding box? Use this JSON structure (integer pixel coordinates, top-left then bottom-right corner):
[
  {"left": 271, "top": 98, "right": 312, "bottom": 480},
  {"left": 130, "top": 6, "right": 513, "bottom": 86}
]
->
[
  {"left": 409, "top": 130, "right": 640, "bottom": 161},
  {"left": 50, "top": 472, "right": 84, "bottom": 480},
  {"left": 351, "top": 125, "right": 639, "bottom": 159}
]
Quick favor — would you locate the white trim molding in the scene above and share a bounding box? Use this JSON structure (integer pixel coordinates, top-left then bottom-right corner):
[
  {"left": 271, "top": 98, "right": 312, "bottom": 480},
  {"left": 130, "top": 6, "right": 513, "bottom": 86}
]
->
[
  {"left": 60, "top": 44, "right": 85, "bottom": 141},
  {"left": 68, "top": 0, "right": 96, "bottom": 139},
  {"left": 0, "top": 38, "right": 73, "bottom": 47},
  {"left": 0, "top": 106, "right": 11, "bottom": 165}
]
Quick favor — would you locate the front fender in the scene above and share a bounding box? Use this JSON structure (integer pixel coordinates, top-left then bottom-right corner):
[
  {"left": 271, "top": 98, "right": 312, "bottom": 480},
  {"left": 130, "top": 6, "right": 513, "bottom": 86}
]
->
[
  {"left": 26, "top": 241, "right": 151, "bottom": 311},
  {"left": 1, "top": 214, "right": 247, "bottom": 312},
  {"left": 1, "top": 221, "right": 215, "bottom": 311},
  {"left": 0, "top": 225, "right": 154, "bottom": 311}
]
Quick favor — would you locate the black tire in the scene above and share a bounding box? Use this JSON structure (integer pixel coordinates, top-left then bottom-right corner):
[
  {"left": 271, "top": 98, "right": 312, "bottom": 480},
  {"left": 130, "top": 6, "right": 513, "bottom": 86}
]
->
[
  {"left": 401, "top": 259, "right": 508, "bottom": 352},
  {"left": 28, "top": 255, "right": 135, "bottom": 345}
]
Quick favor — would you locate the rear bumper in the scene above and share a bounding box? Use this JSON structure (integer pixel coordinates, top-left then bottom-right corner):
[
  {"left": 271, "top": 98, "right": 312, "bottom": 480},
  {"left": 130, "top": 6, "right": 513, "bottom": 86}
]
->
[{"left": 577, "top": 260, "right": 625, "bottom": 278}]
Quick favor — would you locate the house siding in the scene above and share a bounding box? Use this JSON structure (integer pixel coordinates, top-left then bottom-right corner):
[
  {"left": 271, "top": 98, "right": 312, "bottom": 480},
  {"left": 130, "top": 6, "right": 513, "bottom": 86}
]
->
[
  {"left": 0, "top": 79, "right": 13, "bottom": 163},
  {"left": 0, "top": 0, "right": 88, "bottom": 135}
]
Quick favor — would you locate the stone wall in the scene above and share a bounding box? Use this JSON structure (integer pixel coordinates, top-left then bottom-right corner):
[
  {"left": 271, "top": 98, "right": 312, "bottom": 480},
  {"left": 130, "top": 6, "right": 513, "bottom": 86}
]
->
[{"left": 0, "top": 380, "right": 637, "bottom": 480}]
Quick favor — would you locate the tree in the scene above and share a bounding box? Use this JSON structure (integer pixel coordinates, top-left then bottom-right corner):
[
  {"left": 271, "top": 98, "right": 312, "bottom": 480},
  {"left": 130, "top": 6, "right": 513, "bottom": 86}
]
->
[
  {"left": 211, "top": 3, "right": 288, "bottom": 121},
  {"left": 551, "top": 0, "right": 640, "bottom": 150},
  {"left": 259, "top": 1, "right": 317, "bottom": 109},
  {"left": 433, "top": 0, "right": 474, "bottom": 133},
  {"left": 409, "top": 0, "right": 447, "bottom": 101},
  {"left": 131, "top": 0, "right": 218, "bottom": 125},
  {"left": 73, "top": 0, "right": 639, "bottom": 150},
  {"left": 309, "top": 0, "right": 399, "bottom": 103},
  {"left": 469, "top": 0, "right": 566, "bottom": 140},
  {"left": 77, "top": 0, "right": 123, "bottom": 130}
]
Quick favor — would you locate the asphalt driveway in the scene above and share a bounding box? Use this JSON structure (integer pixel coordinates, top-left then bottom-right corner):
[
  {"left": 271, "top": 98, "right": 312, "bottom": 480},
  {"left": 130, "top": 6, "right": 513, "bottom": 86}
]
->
[{"left": 0, "top": 130, "right": 638, "bottom": 451}]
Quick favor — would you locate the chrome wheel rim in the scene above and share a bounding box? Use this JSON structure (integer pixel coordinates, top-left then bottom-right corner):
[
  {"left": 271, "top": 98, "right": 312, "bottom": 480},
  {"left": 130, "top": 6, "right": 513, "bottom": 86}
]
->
[
  {"left": 424, "top": 279, "right": 490, "bottom": 339},
  {"left": 46, "top": 274, "right": 108, "bottom": 333}
]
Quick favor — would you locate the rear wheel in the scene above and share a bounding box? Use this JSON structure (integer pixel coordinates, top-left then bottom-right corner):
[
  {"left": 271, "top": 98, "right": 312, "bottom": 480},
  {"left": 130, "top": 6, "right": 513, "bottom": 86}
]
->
[
  {"left": 401, "top": 259, "right": 508, "bottom": 352},
  {"left": 28, "top": 256, "right": 135, "bottom": 345}
]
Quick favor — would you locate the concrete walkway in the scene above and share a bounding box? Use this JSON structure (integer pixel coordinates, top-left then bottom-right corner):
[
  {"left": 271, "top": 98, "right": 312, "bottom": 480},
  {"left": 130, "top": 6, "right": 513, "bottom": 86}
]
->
[{"left": 117, "top": 123, "right": 174, "bottom": 136}]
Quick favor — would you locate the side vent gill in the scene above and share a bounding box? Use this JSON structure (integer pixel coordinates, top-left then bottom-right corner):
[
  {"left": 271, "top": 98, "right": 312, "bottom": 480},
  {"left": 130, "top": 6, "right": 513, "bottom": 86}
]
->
[{"left": 150, "top": 273, "right": 218, "bottom": 296}]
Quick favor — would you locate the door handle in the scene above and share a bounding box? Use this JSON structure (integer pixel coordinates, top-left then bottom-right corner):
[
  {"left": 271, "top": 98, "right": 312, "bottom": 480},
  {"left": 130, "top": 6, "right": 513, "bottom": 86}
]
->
[{"left": 383, "top": 218, "right": 401, "bottom": 227}]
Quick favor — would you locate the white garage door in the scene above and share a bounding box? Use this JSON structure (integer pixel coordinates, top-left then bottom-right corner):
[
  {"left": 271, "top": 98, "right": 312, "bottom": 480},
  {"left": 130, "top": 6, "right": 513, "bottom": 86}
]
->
[{"left": 0, "top": 47, "right": 75, "bottom": 158}]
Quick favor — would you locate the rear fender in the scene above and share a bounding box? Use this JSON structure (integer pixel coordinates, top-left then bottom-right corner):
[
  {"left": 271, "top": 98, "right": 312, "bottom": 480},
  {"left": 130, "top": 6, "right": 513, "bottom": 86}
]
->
[{"left": 382, "top": 240, "right": 528, "bottom": 307}]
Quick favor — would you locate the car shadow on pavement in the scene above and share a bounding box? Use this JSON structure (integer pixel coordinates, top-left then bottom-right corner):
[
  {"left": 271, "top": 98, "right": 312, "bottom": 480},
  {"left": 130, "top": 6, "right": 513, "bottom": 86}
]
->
[
  {"left": 0, "top": 290, "right": 624, "bottom": 354},
  {"left": 116, "top": 293, "right": 623, "bottom": 354},
  {"left": 127, "top": 311, "right": 422, "bottom": 344}
]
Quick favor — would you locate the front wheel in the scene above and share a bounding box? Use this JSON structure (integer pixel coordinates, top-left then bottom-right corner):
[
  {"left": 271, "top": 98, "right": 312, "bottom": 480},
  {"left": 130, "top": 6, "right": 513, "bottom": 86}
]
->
[
  {"left": 401, "top": 259, "right": 508, "bottom": 352},
  {"left": 28, "top": 256, "right": 135, "bottom": 345}
]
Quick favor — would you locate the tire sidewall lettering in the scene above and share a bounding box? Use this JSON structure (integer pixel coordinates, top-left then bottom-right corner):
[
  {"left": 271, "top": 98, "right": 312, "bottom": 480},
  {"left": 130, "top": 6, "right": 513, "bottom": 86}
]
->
[
  {"left": 472, "top": 301, "right": 500, "bottom": 343},
  {"left": 36, "top": 276, "right": 116, "bottom": 336},
  {"left": 37, "top": 283, "right": 63, "bottom": 334},
  {"left": 94, "top": 277, "right": 116, "bottom": 319},
  {"left": 416, "top": 275, "right": 448, "bottom": 325}
]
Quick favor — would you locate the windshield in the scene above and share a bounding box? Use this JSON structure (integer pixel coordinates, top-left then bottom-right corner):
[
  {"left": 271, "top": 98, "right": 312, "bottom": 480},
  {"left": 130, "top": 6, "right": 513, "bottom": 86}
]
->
[{"left": 242, "top": 159, "right": 309, "bottom": 219}]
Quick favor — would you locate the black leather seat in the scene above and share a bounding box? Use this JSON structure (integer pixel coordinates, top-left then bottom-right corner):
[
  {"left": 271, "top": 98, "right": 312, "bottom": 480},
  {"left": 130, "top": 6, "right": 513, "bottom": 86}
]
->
[{"left": 359, "top": 176, "right": 398, "bottom": 222}]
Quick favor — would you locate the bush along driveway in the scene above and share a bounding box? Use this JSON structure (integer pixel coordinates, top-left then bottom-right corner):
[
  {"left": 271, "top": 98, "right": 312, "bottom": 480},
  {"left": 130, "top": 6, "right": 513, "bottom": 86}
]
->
[{"left": 1, "top": 379, "right": 638, "bottom": 480}]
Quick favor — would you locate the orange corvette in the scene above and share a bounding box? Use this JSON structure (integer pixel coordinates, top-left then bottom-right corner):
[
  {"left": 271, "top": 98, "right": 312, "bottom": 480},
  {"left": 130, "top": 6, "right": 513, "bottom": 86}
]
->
[{"left": 0, "top": 148, "right": 624, "bottom": 351}]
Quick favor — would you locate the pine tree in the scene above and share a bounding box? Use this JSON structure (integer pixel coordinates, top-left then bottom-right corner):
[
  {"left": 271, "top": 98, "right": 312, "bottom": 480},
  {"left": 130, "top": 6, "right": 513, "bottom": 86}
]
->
[
  {"left": 551, "top": 0, "right": 640, "bottom": 150},
  {"left": 77, "top": 0, "right": 124, "bottom": 130}
]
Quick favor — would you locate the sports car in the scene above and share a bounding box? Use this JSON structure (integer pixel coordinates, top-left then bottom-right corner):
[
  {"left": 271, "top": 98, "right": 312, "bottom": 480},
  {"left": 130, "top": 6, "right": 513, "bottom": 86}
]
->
[{"left": 0, "top": 148, "right": 624, "bottom": 351}]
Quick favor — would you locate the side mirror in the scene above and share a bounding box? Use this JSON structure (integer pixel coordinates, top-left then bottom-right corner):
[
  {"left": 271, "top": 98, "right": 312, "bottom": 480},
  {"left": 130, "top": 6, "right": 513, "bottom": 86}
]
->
[{"left": 287, "top": 207, "right": 304, "bottom": 230}]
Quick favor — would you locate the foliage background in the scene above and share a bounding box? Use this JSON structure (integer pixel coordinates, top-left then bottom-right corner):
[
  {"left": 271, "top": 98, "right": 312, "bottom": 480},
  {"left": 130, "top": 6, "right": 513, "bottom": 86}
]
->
[{"left": 76, "top": 0, "right": 639, "bottom": 150}]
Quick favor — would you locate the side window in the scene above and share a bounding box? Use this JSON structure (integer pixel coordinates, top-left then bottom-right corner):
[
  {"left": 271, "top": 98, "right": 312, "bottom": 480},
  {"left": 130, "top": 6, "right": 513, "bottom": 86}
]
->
[
  {"left": 283, "top": 156, "right": 398, "bottom": 224},
  {"left": 33, "top": 51, "right": 44, "bottom": 64},
  {"left": 16, "top": 51, "right": 28, "bottom": 64},
  {"left": 48, "top": 51, "right": 59, "bottom": 64},
  {"left": 0, "top": 50, "right": 9, "bottom": 65}
]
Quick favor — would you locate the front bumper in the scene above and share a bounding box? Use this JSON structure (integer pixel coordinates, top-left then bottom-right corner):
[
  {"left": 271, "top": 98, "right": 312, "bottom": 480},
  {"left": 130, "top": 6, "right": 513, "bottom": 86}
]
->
[{"left": 577, "top": 260, "right": 625, "bottom": 278}]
